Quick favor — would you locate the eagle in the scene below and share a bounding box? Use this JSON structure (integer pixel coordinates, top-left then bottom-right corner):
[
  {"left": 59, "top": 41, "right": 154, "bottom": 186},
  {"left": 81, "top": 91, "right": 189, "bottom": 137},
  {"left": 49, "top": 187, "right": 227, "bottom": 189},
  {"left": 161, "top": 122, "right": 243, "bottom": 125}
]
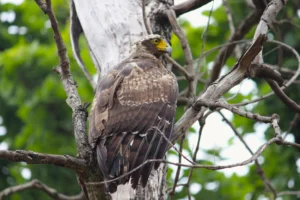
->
[{"left": 89, "top": 34, "right": 178, "bottom": 193}]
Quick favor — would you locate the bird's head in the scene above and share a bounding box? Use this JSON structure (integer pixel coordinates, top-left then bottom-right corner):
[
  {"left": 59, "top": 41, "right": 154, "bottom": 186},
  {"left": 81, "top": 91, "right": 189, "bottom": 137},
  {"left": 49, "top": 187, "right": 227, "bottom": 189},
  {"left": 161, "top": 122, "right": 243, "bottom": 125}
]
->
[{"left": 130, "top": 34, "right": 172, "bottom": 58}]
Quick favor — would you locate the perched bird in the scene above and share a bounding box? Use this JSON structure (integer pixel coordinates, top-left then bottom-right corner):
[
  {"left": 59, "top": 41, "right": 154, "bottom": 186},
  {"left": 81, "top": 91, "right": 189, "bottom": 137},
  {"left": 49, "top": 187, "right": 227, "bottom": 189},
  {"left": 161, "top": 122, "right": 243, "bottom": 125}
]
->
[{"left": 89, "top": 34, "right": 178, "bottom": 193}]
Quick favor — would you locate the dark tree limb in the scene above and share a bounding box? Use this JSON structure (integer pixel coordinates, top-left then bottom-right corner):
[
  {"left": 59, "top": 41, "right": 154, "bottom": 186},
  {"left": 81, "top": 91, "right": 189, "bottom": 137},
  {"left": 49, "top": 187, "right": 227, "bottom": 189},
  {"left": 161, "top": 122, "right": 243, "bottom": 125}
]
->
[
  {"left": 0, "top": 150, "right": 86, "bottom": 171},
  {"left": 172, "top": 0, "right": 212, "bottom": 17},
  {"left": 0, "top": 179, "right": 85, "bottom": 200},
  {"left": 266, "top": 79, "right": 300, "bottom": 114},
  {"left": 247, "top": 63, "right": 284, "bottom": 86}
]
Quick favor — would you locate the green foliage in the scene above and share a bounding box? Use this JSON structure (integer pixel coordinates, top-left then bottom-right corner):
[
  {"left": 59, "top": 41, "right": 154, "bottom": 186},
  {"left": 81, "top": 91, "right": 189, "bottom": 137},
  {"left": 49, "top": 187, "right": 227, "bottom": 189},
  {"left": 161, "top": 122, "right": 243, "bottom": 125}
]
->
[
  {"left": 1, "top": 0, "right": 300, "bottom": 199},
  {"left": 169, "top": 1, "right": 300, "bottom": 200},
  {"left": 0, "top": 0, "right": 93, "bottom": 199}
]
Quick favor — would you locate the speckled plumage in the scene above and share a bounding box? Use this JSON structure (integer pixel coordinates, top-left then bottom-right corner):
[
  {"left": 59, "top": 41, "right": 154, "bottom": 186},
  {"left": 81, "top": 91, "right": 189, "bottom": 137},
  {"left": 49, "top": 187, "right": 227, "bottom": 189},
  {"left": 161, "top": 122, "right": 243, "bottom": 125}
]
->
[{"left": 89, "top": 35, "right": 178, "bottom": 193}]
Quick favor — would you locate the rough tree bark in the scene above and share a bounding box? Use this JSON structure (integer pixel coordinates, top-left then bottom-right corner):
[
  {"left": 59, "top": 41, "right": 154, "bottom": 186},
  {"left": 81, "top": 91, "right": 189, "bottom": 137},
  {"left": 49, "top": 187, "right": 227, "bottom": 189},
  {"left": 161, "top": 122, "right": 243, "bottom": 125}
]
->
[{"left": 71, "top": 0, "right": 173, "bottom": 199}]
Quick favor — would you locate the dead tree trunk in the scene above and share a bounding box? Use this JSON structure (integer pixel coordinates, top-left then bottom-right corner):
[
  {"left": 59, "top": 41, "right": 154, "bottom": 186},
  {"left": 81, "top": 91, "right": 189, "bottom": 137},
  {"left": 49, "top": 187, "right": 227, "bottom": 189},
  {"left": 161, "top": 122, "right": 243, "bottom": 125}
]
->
[{"left": 71, "top": 0, "right": 173, "bottom": 199}]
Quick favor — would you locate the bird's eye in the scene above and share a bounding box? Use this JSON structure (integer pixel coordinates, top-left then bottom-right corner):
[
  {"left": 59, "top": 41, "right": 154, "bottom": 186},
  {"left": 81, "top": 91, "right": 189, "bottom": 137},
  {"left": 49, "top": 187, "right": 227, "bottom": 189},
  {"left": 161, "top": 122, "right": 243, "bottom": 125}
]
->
[{"left": 152, "top": 39, "right": 159, "bottom": 44}]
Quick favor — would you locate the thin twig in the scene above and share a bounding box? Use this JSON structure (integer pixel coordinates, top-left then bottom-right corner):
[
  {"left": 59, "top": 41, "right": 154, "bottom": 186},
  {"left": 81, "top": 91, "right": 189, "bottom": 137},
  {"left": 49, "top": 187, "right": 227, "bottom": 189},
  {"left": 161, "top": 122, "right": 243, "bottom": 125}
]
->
[
  {"left": 282, "top": 114, "right": 299, "bottom": 139},
  {"left": 87, "top": 136, "right": 282, "bottom": 186},
  {"left": 275, "top": 19, "right": 300, "bottom": 29},
  {"left": 186, "top": 117, "right": 206, "bottom": 200},
  {"left": 0, "top": 179, "right": 85, "bottom": 200},
  {"left": 165, "top": 54, "right": 194, "bottom": 81},
  {"left": 266, "top": 78, "right": 300, "bottom": 114},
  {"left": 208, "top": 10, "right": 263, "bottom": 84},
  {"left": 170, "top": 135, "right": 185, "bottom": 199},
  {"left": 219, "top": 112, "right": 277, "bottom": 199},
  {"left": 166, "top": 9, "right": 195, "bottom": 98},
  {"left": 222, "top": 0, "right": 242, "bottom": 59},
  {"left": 196, "top": 0, "right": 214, "bottom": 84},
  {"left": 197, "top": 100, "right": 273, "bottom": 123}
]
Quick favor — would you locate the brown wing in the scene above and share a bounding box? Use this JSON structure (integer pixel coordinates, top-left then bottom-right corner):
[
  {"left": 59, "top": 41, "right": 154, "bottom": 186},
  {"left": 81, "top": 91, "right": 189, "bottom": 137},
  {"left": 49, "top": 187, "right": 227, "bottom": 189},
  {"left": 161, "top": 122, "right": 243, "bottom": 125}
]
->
[{"left": 89, "top": 57, "right": 178, "bottom": 192}]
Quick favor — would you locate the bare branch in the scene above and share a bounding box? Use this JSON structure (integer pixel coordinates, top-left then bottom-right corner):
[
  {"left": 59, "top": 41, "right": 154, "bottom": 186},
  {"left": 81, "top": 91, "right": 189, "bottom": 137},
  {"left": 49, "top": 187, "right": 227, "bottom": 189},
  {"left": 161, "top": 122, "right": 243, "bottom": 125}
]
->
[
  {"left": 275, "top": 19, "right": 300, "bottom": 29},
  {"left": 222, "top": 0, "right": 242, "bottom": 59},
  {"left": 172, "top": 0, "right": 212, "bottom": 17},
  {"left": 247, "top": 63, "right": 284, "bottom": 86},
  {"left": 186, "top": 117, "right": 206, "bottom": 197},
  {"left": 219, "top": 112, "right": 277, "bottom": 198},
  {"left": 278, "top": 191, "right": 300, "bottom": 197},
  {"left": 173, "top": 34, "right": 267, "bottom": 142},
  {"left": 283, "top": 114, "right": 300, "bottom": 139},
  {"left": 279, "top": 140, "right": 300, "bottom": 149},
  {"left": 208, "top": 10, "right": 263, "bottom": 84},
  {"left": 86, "top": 136, "right": 281, "bottom": 187},
  {"left": 0, "top": 150, "right": 86, "bottom": 171},
  {"left": 0, "top": 179, "right": 85, "bottom": 200},
  {"left": 34, "top": 0, "right": 47, "bottom": 13},
  {"left": 35, "top": 0, "right": 90, "bottom": 160},
  {"left": 165, "top": 55, "right": 194, "bottom": 82},
  {"left": 35, "top": 1, "right": 107, "bottom": 199},
  {"left": 197, "top": 99, "right": 273, "bottom": 123},
  {"left": 266, "top": 79, "right": 300, "bottom": 114},
  {"left": 252, "top": 0, "right": 289, "bottom": 63},
  {"left": 166, "top": 9, "right": 195, "bottom": 98},
  {"left": 234, "top": 39, "right": 300, "bottom": 107}
]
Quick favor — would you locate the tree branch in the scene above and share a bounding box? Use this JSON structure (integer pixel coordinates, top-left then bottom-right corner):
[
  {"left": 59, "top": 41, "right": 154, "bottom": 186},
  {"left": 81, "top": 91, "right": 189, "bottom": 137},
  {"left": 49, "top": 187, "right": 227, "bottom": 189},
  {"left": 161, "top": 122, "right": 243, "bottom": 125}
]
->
[
  {"left": 197, "top": 100, "right": 273, "bottom": 123},
  {"left": 35, "top": 1, "right": 107, "bottom": 199},
  {"left": 0, "top": 150, "right": 86, "bottom": 171},
  {"left": 266, "top": 78, "right": 300, "bottom": 114},
  {"left": 0, "top": 179, "right": 85, "bottom": 200},
  {"left": 219, "top": 112, "right": 277, "bottom": 198},
  {"left": 173, "top": 34, "right": 267, "bottom": 142},
  {"left": 172, "top": 0, "right": 212, "bottom": 17},
  {"left": 235, "top": 39, "right": 300, "bottom": 107},
  {"left": 252, "top": 0, "right": 289, "bottom": 63},
  {"left": 86, "top": 136, "right": 282, "bottom": 187},
  {"left": 35, "top": 0, "right": 90, "bottom": 161},
  {"left": 166, "top": 9, "right": 195, "bottom": 98},
  {"left": 208, "top": 10, "right": 263, "bottom": 84},
  {"left": 278, "top": 191, "right": 300, "bottom": 197}
]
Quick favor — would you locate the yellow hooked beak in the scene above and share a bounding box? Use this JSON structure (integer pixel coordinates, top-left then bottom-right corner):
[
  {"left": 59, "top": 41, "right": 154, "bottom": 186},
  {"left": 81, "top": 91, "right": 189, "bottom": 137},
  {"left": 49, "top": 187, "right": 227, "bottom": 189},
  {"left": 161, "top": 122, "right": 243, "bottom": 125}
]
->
[{"left": 156, "top": 39, "right": 172, "bottom": 54}]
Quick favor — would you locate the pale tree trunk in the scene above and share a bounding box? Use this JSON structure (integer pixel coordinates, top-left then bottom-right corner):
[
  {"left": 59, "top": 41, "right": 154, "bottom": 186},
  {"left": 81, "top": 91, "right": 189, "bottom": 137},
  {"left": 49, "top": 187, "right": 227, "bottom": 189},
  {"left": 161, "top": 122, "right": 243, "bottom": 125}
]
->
[{"left": 71, "top": 0, "right": 173, "bottom": 199}]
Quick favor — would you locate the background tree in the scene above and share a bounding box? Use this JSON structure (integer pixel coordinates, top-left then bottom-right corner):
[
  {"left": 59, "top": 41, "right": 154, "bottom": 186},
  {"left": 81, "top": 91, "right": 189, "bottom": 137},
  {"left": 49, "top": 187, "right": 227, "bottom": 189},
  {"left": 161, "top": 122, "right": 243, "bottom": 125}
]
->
[{"left": 0, "top": 0, "right": 300, "bottom": 199}]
